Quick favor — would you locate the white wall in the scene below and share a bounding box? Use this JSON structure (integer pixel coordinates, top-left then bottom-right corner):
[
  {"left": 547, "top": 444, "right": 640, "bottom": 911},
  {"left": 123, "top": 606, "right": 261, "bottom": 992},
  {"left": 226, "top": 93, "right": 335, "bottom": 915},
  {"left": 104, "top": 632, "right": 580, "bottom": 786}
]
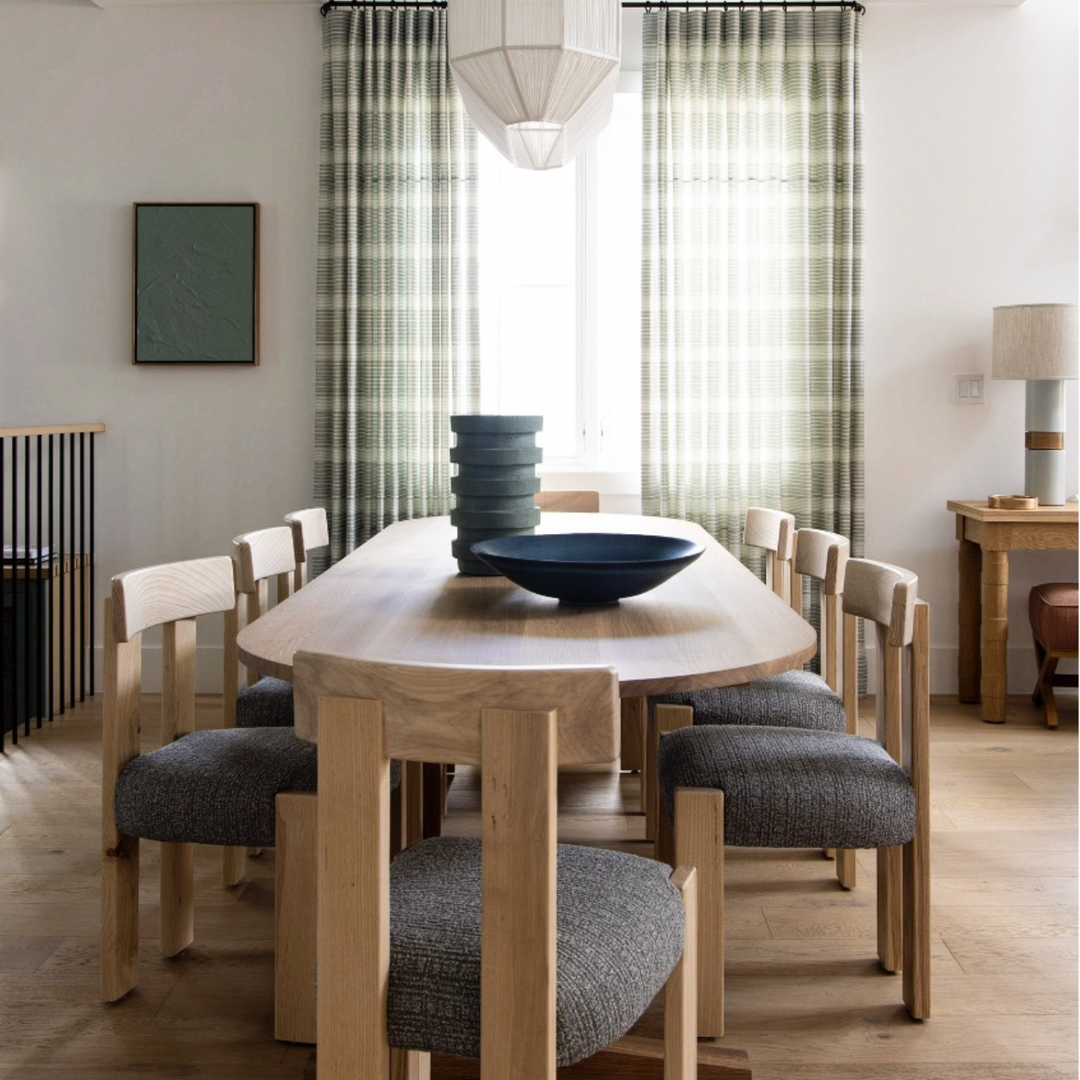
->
[
  {"left": 861, "top": 0, "right": 1078, "bottom": 691},
  {"left": 1, "top": 0, "right": 1076, "bottom": 694},
  {"left": 1, "top": 0, "right": 323, "bottom": 684}
]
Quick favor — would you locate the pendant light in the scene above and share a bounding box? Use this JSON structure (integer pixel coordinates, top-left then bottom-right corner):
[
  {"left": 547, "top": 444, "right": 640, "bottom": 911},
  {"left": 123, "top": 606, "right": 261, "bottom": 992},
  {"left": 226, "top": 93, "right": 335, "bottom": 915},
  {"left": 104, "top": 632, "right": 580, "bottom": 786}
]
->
[{"left": 448, "top": 0, "right": 622, "bottom": 171}]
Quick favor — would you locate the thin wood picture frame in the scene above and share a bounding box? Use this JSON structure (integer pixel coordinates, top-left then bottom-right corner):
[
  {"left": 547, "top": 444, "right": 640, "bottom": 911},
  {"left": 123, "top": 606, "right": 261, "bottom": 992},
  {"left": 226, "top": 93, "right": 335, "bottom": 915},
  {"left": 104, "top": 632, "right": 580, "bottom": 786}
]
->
[{"left": 132, "top": 202, "right": 259, "bottom": 365}]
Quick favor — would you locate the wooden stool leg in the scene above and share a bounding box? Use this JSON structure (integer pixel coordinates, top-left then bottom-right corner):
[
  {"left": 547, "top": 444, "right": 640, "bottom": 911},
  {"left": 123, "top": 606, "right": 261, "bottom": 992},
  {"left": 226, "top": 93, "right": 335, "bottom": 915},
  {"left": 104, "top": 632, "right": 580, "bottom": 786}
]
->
[
  {"left": 1040, "top": 654, "right": 1061, "bottom": 729},
  {"left": 1031, "top": 633, "right": 1049, "bottom": 708}
]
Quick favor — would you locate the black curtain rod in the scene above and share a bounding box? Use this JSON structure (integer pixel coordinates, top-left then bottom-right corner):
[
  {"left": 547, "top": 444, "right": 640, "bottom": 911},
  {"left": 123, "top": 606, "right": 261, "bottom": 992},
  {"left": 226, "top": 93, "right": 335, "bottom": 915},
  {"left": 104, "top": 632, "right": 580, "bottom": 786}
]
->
[
  {"left": 321, "top": 0, "right": 865, "bottom": 16},
  {"left": 626, "top": 1, "right": 864, "bottom": 11},
  {"left": 321, "top": 1, "right": 445, "bottom": 12}
]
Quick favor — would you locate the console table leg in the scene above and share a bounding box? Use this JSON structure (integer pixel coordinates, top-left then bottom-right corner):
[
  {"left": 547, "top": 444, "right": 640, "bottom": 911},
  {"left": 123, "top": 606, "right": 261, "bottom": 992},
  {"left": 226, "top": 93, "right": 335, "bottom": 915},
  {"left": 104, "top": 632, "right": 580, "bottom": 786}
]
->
[
  {"left": 982, "top": 549, "right": 1009, "bottom": 724},
  {"left": 957, "top": 537, "right": 982, "bottom": 704}
]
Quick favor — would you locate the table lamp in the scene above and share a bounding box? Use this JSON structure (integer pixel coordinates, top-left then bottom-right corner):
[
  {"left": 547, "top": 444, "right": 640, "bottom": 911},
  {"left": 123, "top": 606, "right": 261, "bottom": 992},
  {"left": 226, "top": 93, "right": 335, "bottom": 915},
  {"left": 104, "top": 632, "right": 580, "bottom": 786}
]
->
[{"left": 991, "top": 303, "right": 1078, "bottom": 506}]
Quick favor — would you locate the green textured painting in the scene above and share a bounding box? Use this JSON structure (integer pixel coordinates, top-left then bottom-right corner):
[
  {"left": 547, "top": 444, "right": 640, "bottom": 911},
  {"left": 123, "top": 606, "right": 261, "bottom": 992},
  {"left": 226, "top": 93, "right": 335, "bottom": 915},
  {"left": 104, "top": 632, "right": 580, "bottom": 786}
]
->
[{"left": 133, "top": 203, "right": 259, "bottom": 364}]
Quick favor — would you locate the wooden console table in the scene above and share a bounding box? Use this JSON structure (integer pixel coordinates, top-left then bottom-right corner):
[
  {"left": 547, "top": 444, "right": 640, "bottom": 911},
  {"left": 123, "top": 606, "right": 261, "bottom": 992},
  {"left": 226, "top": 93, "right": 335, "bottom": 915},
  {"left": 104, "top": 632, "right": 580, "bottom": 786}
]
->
[{"left": 948, "top": 499, "right": 1078, "bottom": 723}]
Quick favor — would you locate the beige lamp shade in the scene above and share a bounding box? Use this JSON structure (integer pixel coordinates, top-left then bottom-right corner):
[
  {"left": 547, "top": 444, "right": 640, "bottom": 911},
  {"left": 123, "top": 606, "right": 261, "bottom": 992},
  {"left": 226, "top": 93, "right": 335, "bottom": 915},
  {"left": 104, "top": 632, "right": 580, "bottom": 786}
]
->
[
  {"left": 448, "top": 0, "right": 621, "bottom": 171},
  {"left": 992, "top": 303, "right": 1079, "bottom": 380}
]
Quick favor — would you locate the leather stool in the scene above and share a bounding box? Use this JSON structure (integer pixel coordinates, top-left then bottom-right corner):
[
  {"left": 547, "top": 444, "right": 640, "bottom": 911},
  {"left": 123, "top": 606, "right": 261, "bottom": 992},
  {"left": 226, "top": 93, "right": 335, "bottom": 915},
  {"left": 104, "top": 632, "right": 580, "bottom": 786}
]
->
[{"left": 1029, "top": 582, "right": 1078, "bottom": 728}]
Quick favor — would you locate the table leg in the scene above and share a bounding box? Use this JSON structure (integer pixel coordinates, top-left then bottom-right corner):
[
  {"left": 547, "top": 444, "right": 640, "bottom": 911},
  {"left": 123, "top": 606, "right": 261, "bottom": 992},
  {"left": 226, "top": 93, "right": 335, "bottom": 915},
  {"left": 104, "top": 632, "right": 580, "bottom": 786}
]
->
[
  {"left": 422, "top": 762, "right": 443, "bottom": 838},
  {"left": 957, "top": 536, "right": 982, "bottom": 704},
  {"left": 982, "top": 549, "right": 1009, "bottom": 724},
  {"left": 620, "top": 697, "right": 645, "bottom": 774}
]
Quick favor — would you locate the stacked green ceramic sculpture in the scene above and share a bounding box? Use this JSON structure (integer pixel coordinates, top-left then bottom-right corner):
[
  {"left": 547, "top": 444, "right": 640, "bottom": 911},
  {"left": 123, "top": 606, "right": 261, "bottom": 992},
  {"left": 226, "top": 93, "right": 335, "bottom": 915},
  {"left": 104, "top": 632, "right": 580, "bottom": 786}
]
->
[{"left": 450, "top": 415, "right": 543, "bottom": 575}]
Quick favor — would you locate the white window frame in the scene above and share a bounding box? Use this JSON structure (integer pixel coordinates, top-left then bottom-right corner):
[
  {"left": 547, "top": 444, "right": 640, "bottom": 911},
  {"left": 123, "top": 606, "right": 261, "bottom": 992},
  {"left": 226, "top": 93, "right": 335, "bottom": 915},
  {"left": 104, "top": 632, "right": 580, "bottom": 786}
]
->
[{"left": 476, "top": 78, "right": 643, "bottom": 506}]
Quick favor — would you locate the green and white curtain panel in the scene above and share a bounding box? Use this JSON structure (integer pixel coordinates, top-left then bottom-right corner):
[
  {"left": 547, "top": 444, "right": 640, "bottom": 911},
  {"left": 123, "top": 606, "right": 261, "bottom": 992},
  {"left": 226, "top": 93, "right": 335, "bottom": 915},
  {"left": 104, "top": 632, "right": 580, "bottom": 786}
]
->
[
  {"left": 315, "top": 7, "right": 479, "bottom": 566},
  {"left": 641, "top": 8, "right": 864, "bottom": 577}
]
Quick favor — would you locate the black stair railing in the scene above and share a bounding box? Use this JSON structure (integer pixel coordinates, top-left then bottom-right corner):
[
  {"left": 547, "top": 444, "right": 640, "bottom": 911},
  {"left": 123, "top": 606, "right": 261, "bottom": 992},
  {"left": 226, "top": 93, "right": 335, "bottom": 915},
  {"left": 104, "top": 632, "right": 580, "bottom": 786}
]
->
[{"left": 1, "top": 423, "right": 105, "bottom": 749}]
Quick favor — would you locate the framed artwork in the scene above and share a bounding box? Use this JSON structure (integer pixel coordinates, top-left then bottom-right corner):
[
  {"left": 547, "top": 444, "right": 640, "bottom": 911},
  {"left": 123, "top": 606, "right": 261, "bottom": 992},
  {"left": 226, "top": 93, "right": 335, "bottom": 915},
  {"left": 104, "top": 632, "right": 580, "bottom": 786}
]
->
[{"left": 132, "top": 202, "right": 259, "bottom": 365}]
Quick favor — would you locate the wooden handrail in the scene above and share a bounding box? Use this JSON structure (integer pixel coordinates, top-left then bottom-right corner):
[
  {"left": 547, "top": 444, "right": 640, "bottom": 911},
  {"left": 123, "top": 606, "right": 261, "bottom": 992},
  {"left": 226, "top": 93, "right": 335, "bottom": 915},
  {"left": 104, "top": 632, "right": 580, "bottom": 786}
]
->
[{"left": 1, "top": 423, "right": 106, "bottom": 438}]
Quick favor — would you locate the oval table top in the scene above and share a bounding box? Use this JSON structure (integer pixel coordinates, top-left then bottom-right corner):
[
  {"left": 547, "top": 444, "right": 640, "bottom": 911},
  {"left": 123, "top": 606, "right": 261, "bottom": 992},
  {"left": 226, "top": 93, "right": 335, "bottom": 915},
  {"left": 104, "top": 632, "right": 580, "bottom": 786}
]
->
[{"left": 237, "top": 511, "right": 817, "bottom": 700}]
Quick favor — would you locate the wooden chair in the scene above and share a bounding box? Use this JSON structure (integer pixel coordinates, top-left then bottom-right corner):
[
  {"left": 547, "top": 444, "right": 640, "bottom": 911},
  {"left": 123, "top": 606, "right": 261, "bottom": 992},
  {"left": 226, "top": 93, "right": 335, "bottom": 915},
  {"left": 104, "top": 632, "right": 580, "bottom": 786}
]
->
[
  {"left": 535, "top": 489, "right": 601, "bottom": 513},
  {"left": 648, "top": 528, "right": 853, "bottom": 881},
  {"left": 100, "top": 556, "right": 317, "bottom": 1004},
  {"left": 655, "top": 559, "right": 930, "bottom": 1036},
  {"left": 221, "top": 526, "right": 300, "bottom": 885},
  {"left": 1029, "top": 582, "right": 1078, "bottom": 729},
  {"left": 230, "top": 515, "right": 330, "bottom": 733},
  {"left": 284, "top": 506, "right": 329, "bottom": 591},
  {"left": 286, "top": 656, "right": 700, "bottom": 1079},
  {"left": 227, "top": 525, "right": 298, "bottom": 731}
]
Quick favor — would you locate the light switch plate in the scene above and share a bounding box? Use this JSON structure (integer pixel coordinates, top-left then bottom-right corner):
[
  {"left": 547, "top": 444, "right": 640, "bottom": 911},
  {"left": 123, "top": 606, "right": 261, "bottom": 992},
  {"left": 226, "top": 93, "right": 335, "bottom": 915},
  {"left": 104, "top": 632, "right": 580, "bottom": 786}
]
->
[{"left": 953, "top": 374, "right": 984, "bottom": 405}]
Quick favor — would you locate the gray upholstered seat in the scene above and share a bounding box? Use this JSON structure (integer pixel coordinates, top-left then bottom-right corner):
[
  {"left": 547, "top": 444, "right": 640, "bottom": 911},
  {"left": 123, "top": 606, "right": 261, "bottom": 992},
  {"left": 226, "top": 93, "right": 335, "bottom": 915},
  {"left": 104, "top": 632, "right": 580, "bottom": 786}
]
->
[
  {"left": 235, "top": 675, "right": 295, "bottom": 727},
  {"left": 657, "top": 724, "right": 915, "bottom": 851},
  {"left": 652, "top": 669, "right": 846, "bottom": 734},
  {"left": 115, "top": 727, "right": 317, "bottom": 848},
  {"left": 387, "top": 837, "right": 685, "bottom": 1068}
]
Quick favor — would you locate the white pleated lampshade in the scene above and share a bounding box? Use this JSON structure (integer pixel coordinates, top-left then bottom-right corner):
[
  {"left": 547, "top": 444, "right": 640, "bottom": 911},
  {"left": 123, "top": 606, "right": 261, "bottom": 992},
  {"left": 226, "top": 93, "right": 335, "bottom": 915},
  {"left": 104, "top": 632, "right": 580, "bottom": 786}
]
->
[{"left": 448, "top": 0, "right": 622, "bottom": 171}]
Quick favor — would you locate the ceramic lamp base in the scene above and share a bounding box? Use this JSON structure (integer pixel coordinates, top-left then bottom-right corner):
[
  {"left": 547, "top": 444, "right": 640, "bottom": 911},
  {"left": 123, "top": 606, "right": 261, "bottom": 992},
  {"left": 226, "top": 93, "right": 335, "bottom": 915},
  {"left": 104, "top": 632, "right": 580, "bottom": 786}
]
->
[{"left": 1024, "top": 380, "right": 1067, "bottom": 506}]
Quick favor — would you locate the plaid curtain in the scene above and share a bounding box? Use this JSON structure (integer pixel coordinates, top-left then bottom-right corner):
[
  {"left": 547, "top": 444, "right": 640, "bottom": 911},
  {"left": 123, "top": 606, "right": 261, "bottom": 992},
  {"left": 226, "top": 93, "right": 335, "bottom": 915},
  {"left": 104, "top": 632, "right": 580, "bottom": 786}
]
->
[
  {"left": 641, "top": 8, "right": 864, "bottom": 578},
  {"left": 315, "top": 8, "right": 479, "bottom": 567}
]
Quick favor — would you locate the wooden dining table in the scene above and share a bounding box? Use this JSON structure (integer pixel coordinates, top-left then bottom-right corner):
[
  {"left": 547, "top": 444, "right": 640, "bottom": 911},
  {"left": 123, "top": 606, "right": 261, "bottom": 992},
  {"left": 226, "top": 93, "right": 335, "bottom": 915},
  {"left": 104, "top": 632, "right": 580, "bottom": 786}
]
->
[
  {"left": 240, "top": 512, "right": 811, "bottom": 1077},
  {"left": 237, "top": 511, "right": 817, "bottom": 772},
  {"left": 240, "top": 511, "right": 816, "bottom": 842}
]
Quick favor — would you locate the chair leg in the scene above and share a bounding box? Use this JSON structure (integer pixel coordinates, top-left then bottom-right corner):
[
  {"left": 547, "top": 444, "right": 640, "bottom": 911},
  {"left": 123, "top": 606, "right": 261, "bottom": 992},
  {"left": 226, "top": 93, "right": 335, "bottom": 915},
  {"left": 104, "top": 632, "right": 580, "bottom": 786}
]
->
[
  {"left": 160, "top": 840, "right": 195, "bottom": 958},
  {"left": 101, "top": 833, "right": 140, "bottom": 1002},
  {"left": 876, "top": 845, "right": 903, "bottom": 974},
  {"left": 391, "top": 1049, "right": 431, "bottom": 1080},
  {"left": 675, "top": 787, "right": 725, "bottom": 1038},
  {"left": 836, "top": 848, "right": 857, "bottom": 890},
  {"left": 222, "top": 844, "right": 247, "bottom": 887},
  {"left": 649, "top": 704, "right": 694, "bottom": 846},
  {"left": 275, "top": 792, "right": 318, "bottom": 1044},
  {"left": 665, "top": 865, "right": 698, "bottom": 1080},
  {"left": 902, "top": 837, "right": 930, "bottom": 1020},
  {"left": 406, "top": 761, "right": 425, "bottom": 845}
]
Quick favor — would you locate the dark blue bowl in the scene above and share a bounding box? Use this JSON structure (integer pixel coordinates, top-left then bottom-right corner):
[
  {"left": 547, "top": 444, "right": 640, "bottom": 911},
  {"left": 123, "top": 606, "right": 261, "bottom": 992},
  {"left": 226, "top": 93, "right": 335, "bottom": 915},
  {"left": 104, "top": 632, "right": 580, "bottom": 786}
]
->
[{"left": 469, "top": 533, "right": 705, "bottom": 604}]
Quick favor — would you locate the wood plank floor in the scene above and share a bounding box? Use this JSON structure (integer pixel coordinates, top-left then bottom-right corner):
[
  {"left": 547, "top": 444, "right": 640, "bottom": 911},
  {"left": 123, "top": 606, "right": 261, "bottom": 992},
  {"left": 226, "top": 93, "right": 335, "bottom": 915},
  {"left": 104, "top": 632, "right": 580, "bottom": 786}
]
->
[{"left": 1, "top": 693, "right": 1076, "bottom": 1079}]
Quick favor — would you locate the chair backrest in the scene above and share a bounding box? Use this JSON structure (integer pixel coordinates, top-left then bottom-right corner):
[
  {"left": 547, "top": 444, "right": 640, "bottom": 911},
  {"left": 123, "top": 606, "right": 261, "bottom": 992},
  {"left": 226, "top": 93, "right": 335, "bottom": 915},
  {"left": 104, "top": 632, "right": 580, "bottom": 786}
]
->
[
  {"left": 284, "top": 507, "right": 330, "bottom": 591},
  {"left": 743, "top": 507, "right": 796, "bottom": 601},
  {"left": 224, "top": 526, "right": 297, "bottom": 721},
  {"left": 791, "top": 528, "right": 850, "bottom": 694},
  {"left": 290, "top": 655, "right": 620, "bottom": 1076},
  {"left": 106, "top": 554, "right": 237, "bottom": 768},
  {"left": 534, "top": 490, "right": 601, "bottom": 513},
  {"left": 102, "top": 559, "right": 237, "bottom": 860},
  {"left": 841, "top": 558, "right": 926, "bottom": 776}
]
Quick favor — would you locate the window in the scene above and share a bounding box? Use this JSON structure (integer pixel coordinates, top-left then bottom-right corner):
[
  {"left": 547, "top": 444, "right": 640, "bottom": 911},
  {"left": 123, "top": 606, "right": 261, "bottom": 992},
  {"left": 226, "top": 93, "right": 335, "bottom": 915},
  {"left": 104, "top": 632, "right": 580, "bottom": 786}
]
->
[{"left": 477, "top": 91, "right": 642, "bottom": 477}]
